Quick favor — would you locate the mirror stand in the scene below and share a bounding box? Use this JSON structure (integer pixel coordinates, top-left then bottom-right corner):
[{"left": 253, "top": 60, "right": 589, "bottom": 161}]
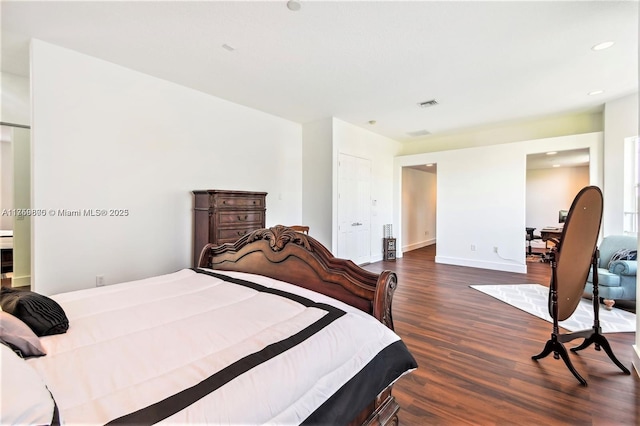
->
[{"left": 532, "top": 248, "right": 631, "bottom": 386}]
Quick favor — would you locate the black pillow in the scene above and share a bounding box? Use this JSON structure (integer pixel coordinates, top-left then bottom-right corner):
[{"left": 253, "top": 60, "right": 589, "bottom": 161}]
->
[{"left": 0, "top": 287, "right": 69, "bottom": 336}]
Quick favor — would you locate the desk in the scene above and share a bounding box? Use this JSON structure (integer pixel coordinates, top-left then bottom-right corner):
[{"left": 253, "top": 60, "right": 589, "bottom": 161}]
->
[{"left": 540, "top": 228, "right": 563, "bottom": 246}]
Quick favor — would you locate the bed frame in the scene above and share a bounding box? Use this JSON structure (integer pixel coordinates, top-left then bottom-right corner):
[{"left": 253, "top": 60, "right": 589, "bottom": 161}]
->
[{"left": 197, "top": 225, "right": 401, "bottom": 426}]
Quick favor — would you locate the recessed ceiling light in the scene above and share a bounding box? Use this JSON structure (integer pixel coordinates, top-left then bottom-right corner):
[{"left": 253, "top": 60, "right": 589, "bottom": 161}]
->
[
  {"left": 592, "top": 41, "right": 615, "bottom": 51},
  {"left": 552, "top": 164, "right": 561, "bottom": 168},
  {"left": 546, "top": 151, "right": 557, "bottom": 155},
  {"left": 588, "top": 90, "right": 604, "bottom": 96},
  {"left": 406, "top": 129, "right": 431, "bottom": 137}
]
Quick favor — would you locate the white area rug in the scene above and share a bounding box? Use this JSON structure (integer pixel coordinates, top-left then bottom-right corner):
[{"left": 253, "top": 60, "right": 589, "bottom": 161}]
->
[{"left": 469, "top": 284, "right": 636, "bottom": 333}]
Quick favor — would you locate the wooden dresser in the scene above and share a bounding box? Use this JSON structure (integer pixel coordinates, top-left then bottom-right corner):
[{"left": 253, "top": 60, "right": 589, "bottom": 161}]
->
[{"left": 192, "top": 190, "right": 267, "bottom": 266}]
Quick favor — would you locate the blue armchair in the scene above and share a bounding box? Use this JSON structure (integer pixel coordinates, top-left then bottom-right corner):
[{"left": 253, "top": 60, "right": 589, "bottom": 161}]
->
[{"left": 584, "top": 234, "right": 637, "bottom": 309}]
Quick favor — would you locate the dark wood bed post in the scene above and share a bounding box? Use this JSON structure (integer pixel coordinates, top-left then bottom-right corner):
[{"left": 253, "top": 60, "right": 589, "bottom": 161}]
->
[
  {"left": 373, "top": 270, "right": 397, "bottom": 331},
  {"left": 197, "top": 225, "right": 402, "bottom": 426}
]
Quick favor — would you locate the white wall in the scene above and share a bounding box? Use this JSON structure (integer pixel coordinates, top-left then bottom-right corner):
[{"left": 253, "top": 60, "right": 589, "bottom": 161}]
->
[
  {"left": 31, "top": 40, "right": 302, "bottom": 295},
  {"left": 603, "top": 92, "right": 639, "bottom": 236},
  {"left": 331, "top": 118, "right": 400, "bottom": 261},
  {"left": 0, "top": 72, "right": 31, "bottom": 126},
  {"left": 602, "top": 92, "right": 639, "bottom": 378},
  {"left": 394, "top": 132, "right": 603, "bottom": 273},
  {"left": 402, "top": 168, "right": 436, "bottom": 251},
  {"left": 0, "top": 136, "right": 12, "bottom": 229},
  {"left": 526, "top": 166, "right": 590, "bottom": 232},
  {"left": 302, "top": 118, "right": 333, "bottom": 247}
]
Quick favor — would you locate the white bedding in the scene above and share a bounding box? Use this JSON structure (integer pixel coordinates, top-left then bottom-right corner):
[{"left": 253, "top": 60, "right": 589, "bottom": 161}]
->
[{"left": 26, "top": 268, "right": 415, "bottom": 425}]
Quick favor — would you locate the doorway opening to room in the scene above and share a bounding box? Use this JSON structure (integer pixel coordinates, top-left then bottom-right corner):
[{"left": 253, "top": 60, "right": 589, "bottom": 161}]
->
[
  {"left": 0, "top": 123, "right": 31, "bottom": 288},
  {"left": 401, "top": 163, "right": 437, "bottom": 257},
  {"left": 525, "top": 148, "right": 590, "bottom": 262}
]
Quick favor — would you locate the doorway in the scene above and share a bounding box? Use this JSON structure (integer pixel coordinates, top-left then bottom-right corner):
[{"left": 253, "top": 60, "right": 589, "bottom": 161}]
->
[
  {"left": 401, "top": 164, "right": 437, "bottom": 254},
  {"left": 0, "top": 124, "right": 31, "bottom": 288},
  {"left": 525, "top": 148, "right": 590, "bottom": 254}
]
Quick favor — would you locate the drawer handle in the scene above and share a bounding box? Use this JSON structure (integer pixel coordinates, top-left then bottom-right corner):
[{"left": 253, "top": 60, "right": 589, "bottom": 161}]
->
[
  {"left": 238, "top": 215, "right": 248, "bottom": 221},
  {"left": 237, "top": 230, "right": 247, "bottom": 236}
]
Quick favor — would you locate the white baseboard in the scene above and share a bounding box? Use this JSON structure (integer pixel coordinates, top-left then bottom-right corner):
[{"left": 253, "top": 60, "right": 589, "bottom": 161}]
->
[
  {"left": 633, "top": 344, "right": 640, "bottom": 378},
  {"left": 435, "top": 255, "right": 527, "bottom": 274},
  {"left": 402, "top": 239, "right": 436, "bottom": 253},
  {"left": 12, "top": 274, "right": 31, "bottom": 288}
]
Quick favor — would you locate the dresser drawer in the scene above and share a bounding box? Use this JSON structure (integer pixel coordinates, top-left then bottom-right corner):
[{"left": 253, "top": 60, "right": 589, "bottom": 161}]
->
[
  {"left": 217, "top": 210, "right": 264, "bottom": 225},
  {"left": 216, "top": 227, "right": 255, "bottom": 243},
  {"left": 213, "top": 194, "right": 265, "bottom": 209}
]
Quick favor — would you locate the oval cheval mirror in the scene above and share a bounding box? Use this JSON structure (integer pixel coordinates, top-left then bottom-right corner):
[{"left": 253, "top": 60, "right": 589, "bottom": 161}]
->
[
  {"left": 553, "top": 186, "right": 603, "bottom": 320},
  {"left": 533, "top": 185, "right": 630, "bottom": 386}
]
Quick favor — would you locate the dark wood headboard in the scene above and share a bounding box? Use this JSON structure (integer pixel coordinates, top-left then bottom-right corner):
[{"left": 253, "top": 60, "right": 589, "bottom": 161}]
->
[{"left": 197, "top": 225, "right": 397, "bottom": 330}]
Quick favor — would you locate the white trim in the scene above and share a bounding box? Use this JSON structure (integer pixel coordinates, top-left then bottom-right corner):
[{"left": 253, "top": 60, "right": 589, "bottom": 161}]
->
[
  {"left": 435, "top": 255, "right": 527, "bottom": 274},
  {"left": 403, "top": 239, "right": 436, "bottom": 253},
  {"left": 633, "top": 344, "right": 640, "bottom": 378},
  {"left": 12, "top": 274, "right": 30, "bottom": 288}
]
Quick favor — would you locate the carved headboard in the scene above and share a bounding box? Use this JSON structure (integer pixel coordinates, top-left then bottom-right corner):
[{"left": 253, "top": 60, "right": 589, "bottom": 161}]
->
[{"left": 197, "top": 225, "right": 397, "bottom": 330}]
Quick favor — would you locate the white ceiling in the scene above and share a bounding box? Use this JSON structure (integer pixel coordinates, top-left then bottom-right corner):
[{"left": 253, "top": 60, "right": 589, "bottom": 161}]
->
[{"left": 1, "top": 1, "right": 638, "bottom": 142}]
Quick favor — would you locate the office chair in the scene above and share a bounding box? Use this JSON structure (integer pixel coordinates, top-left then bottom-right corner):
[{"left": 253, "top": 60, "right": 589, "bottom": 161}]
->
[{"left": 525, "top": 227, "right": 542, "bottom": 256}]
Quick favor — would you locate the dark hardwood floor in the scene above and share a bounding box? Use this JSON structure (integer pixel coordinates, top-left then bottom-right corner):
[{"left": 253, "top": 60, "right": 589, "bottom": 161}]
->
[{"left": 364, "top": 245, "right": 639, "bottom": 426}]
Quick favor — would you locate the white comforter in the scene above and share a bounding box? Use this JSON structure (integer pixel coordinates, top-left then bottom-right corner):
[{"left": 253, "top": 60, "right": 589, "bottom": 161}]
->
[{"left": 27, "top": 268, "right": 413, "bottom": 425}]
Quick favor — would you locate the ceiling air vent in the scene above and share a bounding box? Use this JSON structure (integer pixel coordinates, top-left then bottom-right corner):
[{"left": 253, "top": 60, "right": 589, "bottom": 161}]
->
[
  {"left": 406, "top": 129, "right": 431, "bottom": 137},
  {"left": 418, "top": 99, "right": 438, "bottom": 108}
]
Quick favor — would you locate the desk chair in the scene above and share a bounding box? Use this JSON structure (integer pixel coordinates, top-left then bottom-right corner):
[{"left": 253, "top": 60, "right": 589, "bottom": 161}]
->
[{"left": 526, "top": 227, "right": 542, "bottom": 256}]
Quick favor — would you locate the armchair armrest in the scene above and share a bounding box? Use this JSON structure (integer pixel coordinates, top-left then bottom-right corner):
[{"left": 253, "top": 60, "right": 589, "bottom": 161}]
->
[{"left": 609, "top": 260, "right": 637, "bottom": 276}]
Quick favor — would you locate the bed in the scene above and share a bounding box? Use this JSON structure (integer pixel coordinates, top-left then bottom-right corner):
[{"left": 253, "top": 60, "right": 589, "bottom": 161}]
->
[{"left": 1, "top": 225, "right": 417, "bottom": 425}]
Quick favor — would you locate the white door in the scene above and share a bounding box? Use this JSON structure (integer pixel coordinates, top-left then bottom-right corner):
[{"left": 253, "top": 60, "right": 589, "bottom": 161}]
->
[{"left": 337, "top": 154, "right": 371, "bottom": 264}]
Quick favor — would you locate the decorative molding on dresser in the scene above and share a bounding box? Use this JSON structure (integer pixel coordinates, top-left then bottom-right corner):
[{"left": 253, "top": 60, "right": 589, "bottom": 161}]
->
[{"left": 192, "top": 190, "right": 267, "bottom": 267}]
